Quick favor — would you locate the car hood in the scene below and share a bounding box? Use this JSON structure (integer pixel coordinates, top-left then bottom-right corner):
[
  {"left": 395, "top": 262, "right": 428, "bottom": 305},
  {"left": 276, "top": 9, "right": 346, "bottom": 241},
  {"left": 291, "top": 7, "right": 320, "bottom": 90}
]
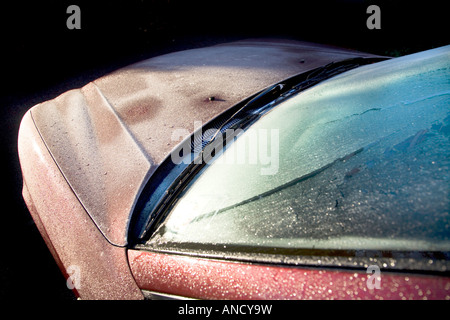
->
[{"left": 29, "top": 39, "right": 380, "bottom": 246}]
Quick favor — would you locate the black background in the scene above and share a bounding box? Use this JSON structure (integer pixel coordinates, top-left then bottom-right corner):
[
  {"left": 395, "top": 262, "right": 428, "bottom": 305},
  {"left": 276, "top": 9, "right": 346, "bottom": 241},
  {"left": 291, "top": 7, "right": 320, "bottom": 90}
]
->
[{"left": 0, "top": 0, "right": 447, "bottom": 300}]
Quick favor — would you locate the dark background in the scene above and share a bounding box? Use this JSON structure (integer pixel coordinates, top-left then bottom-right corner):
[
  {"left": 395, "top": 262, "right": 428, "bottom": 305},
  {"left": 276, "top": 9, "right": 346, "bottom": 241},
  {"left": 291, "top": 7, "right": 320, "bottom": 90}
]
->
[{"left": 0, "top": 0, "right": 447, "bottom": 300}]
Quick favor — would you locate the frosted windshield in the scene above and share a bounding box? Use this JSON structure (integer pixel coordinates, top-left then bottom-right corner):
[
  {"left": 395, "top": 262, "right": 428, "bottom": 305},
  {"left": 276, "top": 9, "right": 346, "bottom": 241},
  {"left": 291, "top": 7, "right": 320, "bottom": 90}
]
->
[{"left": 150, "top": 46, "right": 450, "bottom": 253}]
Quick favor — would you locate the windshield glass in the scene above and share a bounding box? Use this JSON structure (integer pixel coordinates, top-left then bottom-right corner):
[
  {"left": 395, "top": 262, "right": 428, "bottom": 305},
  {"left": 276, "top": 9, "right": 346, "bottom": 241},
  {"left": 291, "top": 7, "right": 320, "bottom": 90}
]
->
[{"left": 149, "top": 46, "right": 450, "bottom": 254}]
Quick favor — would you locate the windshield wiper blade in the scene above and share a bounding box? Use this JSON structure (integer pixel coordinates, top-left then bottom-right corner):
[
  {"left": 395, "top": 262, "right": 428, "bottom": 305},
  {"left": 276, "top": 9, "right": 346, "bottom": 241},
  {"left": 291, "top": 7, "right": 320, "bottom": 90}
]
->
[
  {"left": 207, "top": 83, "right": 285, "bottom": 144},
  {"left": 293, "top": 57, "right": 378, "bottom": 91},
  {"left": 197, "top": 57, "right": 385, "bottom": 157}
]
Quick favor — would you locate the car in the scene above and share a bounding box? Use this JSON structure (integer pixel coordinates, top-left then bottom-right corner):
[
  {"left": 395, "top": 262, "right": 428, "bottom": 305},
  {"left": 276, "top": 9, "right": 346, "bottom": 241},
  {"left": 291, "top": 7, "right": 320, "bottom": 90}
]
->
[{"left": 18, "top": 38, "right": 450, "bottom": 300}]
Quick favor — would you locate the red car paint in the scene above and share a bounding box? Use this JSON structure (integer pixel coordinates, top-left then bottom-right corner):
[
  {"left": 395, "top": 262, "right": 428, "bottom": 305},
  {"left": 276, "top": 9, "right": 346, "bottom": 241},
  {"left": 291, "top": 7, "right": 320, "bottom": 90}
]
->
[{"left": 128, "top": 250, "right": 450, "bottom": 300}]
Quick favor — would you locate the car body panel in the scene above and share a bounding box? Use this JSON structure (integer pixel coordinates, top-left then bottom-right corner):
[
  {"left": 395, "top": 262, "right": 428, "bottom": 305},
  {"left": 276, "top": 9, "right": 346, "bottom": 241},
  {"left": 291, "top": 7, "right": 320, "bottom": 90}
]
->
[
  {"left": 18, "top": 111, "right": 143, "bottom": 299},
  {"left": 128, "top": 250, "right": 450, "bottom": 300},
  {"left": 28, "top": 39, "right": 380, "bottom": 246}
]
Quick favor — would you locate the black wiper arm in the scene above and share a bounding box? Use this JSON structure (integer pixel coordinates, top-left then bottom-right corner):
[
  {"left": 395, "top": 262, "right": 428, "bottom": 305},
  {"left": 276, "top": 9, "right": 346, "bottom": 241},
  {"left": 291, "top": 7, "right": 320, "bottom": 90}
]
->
[
  {"left": 198, "top": 57, "right": 385, "bottom": 154},
  {"left": 294, "top": 57, "right": 372, "bottom": 91},
  {"left": 208, "top": 83, "right": 285, "bottom": 143}
]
